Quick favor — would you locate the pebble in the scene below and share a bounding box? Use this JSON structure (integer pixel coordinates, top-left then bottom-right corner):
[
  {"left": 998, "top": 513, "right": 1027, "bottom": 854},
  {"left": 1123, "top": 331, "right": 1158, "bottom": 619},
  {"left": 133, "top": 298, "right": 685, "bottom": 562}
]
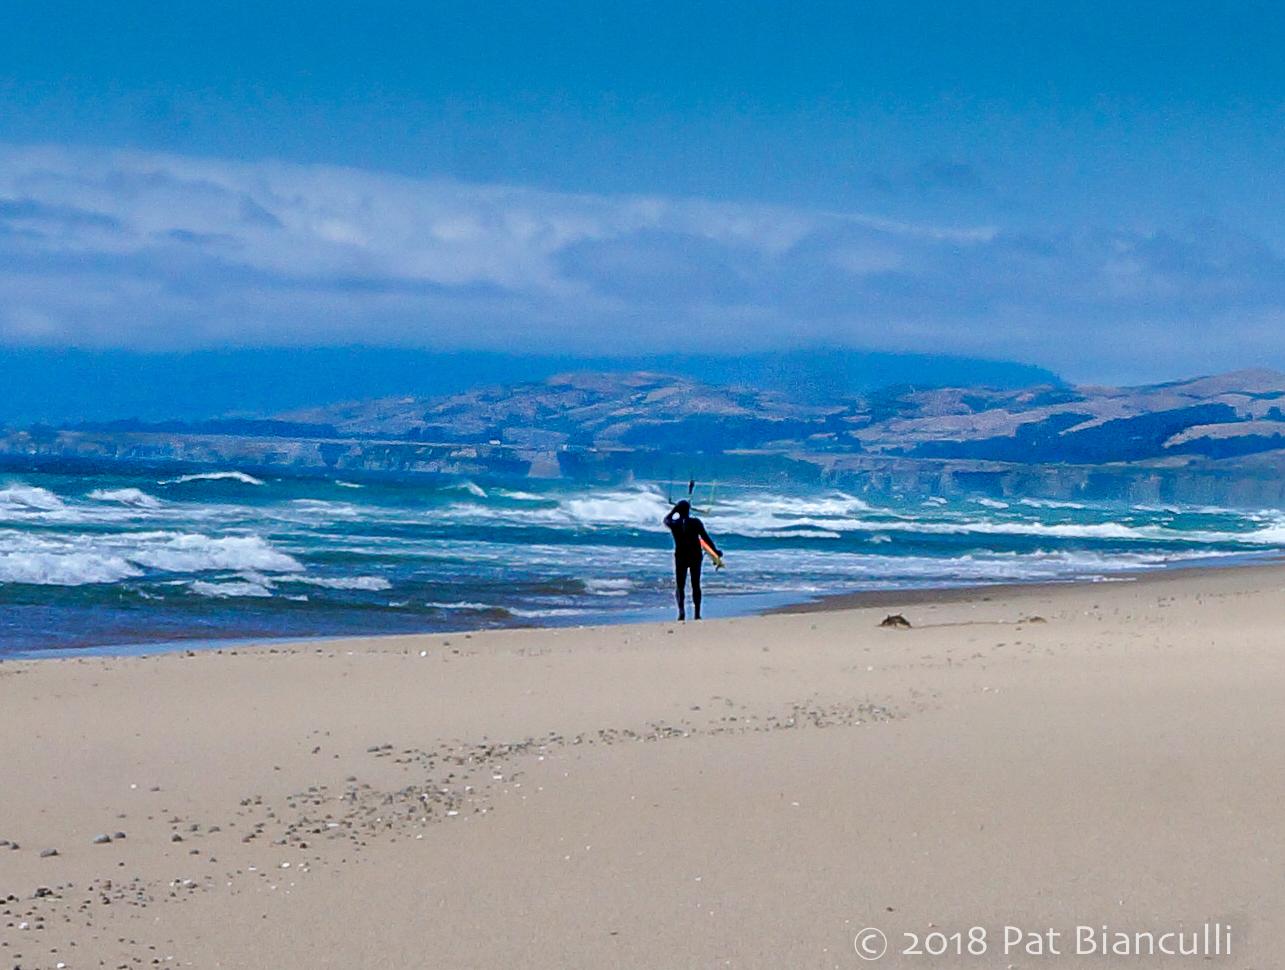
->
[
  {"left": 92, "top": 833, "right": 113, "bottom": 844},
  {"left": 39, "top": 848, "right": 59, "bottom": 858}
]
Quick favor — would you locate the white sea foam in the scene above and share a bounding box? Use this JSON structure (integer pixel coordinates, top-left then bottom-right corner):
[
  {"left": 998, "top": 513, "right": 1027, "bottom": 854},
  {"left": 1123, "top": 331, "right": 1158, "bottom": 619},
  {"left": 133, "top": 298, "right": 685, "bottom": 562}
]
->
[
  {"left": 1019, "top": 497, "right": 1088, "bottom": 510},
  {"left": 0, "top": 484, "right": 65, "bottom": 511},
  {"left": 0, "top": 529, "right": 302, "bottom": 586},
  {"left": 126, "top": 534, "right": 303, "bottom": 573},
  {"left": 87, "top": 488, "right": 162, "bottom": 508},
  {"left": 188, "top": 579, "right": 274, "bottom": 598},
  {"left": 975, "top": 498, "right": 1009, "bottom": 509},
  {"left": 497, "top": 490, "right": 545, "bottom": 501},
  {"left": 564, "top": 488, "right": 670, "bottom": 527},
  {"left": 335, "top": 481, "right": 364, "bottom": 489},
  {"left": 0, "top": 550, "right": 142, "bottom": 585},
  {"left": 584, "top": 577, "right": 633, "bottom": 595},
  {"left": 291, "top": 575, "right": 392, "bottom": 591},
  {"left": 288, "top": 499, "right": 362, "bottom": 517},
  {"left": 451, "top": 480, "right": 488, "bottom": 498},
  {"left": 163, "top": 471, "right": 266, "bottom": 486},
  {"left": 508, "top": 606, "right": 589, "bottom": 618},
  {"left": 1242, "top": 520, "right": 1285, "bottom": 544}
]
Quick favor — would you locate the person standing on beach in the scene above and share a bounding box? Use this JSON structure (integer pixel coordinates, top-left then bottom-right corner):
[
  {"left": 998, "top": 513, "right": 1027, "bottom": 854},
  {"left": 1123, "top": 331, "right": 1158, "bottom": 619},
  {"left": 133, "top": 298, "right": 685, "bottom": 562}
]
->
[{"left": 664, "top": 499, "right": 722, "bottom": 621}]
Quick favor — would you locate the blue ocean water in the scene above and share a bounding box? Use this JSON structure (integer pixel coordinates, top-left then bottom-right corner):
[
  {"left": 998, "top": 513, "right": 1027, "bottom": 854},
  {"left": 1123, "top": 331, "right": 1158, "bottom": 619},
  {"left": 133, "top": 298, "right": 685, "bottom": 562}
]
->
[{"left": 1, "top": 470, "right": 1283, "bottom": 656}]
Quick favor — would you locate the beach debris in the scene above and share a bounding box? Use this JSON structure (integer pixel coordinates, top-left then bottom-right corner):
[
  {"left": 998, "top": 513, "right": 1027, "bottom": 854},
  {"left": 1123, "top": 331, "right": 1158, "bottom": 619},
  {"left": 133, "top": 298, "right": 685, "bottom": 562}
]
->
[
  {"left": 92, "top": 833, "right": 113, "bottom": 844},
  {"left": 879, "top": 613, "right": 912, "bottom": 629},
  {"left": 170, "top": 833, "right": 184, "bottom": 843},
  {"left": 1024, "top": 615, "right": 1048, "bottom": 623},
  {"left": 39, "top": 847, "right": 59, "bottom": 858}
]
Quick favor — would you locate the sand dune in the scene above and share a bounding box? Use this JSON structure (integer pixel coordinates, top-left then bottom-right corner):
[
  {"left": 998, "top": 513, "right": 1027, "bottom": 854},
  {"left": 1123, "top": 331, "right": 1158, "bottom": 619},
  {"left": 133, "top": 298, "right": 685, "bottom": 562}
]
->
[{"left": 3, "top": 566, "right": 1284, "bottom": 968}]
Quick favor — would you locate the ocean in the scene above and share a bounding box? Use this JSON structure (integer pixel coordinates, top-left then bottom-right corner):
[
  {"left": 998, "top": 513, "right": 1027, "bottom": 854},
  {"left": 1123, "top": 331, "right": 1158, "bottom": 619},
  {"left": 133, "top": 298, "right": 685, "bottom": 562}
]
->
[{"left": 2, "top": 469, "right": 1283, "bottom": 657}]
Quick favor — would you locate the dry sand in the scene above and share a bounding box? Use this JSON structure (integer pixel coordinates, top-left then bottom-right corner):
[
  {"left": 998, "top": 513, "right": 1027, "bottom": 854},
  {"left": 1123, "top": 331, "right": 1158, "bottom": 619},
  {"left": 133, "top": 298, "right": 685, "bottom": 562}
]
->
[{"left": 3, "top": 565, "right": 1285, "bottom": 969}]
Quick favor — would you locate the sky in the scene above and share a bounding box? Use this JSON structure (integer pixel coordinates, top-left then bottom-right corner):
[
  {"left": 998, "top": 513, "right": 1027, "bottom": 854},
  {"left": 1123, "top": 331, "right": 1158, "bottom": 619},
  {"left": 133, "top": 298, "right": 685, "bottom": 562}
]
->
[{"left": 1, "top": 0, "right": 1283, "bottom": 385}]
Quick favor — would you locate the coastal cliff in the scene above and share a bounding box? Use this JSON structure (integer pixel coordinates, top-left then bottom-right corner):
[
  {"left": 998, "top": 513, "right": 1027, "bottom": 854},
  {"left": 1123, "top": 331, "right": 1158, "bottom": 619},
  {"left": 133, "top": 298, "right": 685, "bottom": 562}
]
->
[{"left": 4, "top": 368, "right": 1285, "bottom": 506}]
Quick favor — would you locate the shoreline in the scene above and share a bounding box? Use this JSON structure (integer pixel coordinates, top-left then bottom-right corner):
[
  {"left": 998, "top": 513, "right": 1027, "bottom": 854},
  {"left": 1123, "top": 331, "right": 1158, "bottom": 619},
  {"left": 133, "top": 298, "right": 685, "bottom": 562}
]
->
[
  {"left": 768, "top": 551, "right": 1285, "bottom": 614},
  {"left": 6, "top": 552, "right": 1282, "bottom": 661},
  {"left": 5, "top": 561, "right": 1285, "bottom": 966}
]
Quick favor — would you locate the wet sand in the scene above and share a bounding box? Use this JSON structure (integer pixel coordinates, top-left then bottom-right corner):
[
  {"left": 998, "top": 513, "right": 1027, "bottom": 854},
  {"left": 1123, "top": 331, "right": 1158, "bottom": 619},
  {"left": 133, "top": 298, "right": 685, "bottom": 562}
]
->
[{"left": 3, "top": 564, "right": 1285, "bottom": 968}]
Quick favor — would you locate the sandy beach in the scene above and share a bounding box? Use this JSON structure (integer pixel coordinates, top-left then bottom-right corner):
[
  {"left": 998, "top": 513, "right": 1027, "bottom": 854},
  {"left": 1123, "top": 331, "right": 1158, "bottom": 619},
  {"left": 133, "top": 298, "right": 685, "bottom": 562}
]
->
[{"left": 3, "top": 565, "right": 1284, "bottom": 969}]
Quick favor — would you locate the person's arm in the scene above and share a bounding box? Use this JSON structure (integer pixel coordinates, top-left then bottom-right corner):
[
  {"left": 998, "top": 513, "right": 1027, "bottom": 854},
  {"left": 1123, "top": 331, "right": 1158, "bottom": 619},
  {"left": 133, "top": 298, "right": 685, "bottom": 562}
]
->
[{"left": 697, "top": 520, "right": 721, "bottom": 557}]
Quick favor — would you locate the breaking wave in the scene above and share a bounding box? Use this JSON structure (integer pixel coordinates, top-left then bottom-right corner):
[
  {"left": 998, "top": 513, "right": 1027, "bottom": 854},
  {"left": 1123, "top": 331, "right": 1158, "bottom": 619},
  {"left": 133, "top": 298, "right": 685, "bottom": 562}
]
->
[
  {"left": 0, "top": 531, "right": 302, "bottom": 586},
  {"left": 449, "top": 480, "right": 489, "bottom": 498},
  {"left": 0, "top": 484, "right": 65, "bottom": 512},
  {"left": 88, "top": 488, "right": 162, "bottom": 508},
  {"left": 163, "top": 471, "right": 266, "bottom": 486},
  {"left": 188, "top": 579, "right": 274, "bottom": 599},
  {"left": 291, "top": 575, "right": 392, "bottom": 591},
  {"left": 0, "top": 550, "right": 142, "bottom": 586}
]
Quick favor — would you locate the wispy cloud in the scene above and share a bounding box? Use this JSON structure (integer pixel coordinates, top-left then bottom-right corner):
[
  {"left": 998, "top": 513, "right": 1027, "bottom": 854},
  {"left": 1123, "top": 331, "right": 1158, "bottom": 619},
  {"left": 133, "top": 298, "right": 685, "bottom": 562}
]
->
[{"left": 0, "top": 144, "right": 1281, "bottom": 377}]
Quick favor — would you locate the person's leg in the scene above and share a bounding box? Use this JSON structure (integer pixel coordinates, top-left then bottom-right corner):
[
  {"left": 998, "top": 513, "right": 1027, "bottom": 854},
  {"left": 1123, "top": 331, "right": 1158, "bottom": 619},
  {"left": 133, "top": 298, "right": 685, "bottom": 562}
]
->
[
  {"left": 674, "top": 559, "right": 687, "bottom": 620},
  {"left": 691, "top": 559, "right": 702, "bottom": 620}
]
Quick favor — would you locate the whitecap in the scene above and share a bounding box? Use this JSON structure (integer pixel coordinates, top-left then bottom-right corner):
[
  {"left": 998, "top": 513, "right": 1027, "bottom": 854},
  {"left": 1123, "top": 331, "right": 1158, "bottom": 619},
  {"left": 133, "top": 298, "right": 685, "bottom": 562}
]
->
[
  {"left": 0, "top": 550, "right": 141, "bottom": 586},
  {"left": 446, "top": 480, "right": 488, "bottom": 498},
  {"left": 584, "top": 577, "right": 634, "bottom": 596},
  {"left": 497, "top": 490, "right": 545, "bottom": 501},
  {"left": 162, "top": 471, "right": 266, "bottom": 486},
  {"left": 288, "top": 499, "right": 361, "bottom": 517},
  {"left": 188, "top": 579, "right": 274, "bottom": 598},
  {"left": 1019, "top": 497, "right": 1088, "bottom": 510},
  {"left": 291, "top": 575, "right": 392, "bottom": 591},
  {"left": 88, "top": 488, "right": 162, "bottom": 509},
  {"left": 127, "top": 533, "right": 303, "bottom": 573},
  {"left": 0, "top": 484, "right": 65, "bottom": 511},
  {"left": 564, "top": 487, "right": 670, "bottom": 527}
]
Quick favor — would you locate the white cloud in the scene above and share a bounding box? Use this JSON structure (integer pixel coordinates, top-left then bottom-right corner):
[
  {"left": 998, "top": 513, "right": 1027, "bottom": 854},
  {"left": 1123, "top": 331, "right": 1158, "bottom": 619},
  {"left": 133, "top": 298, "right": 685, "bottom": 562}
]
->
[{"left": 0, "top": 143, "right": 1281, "bottom": 374}]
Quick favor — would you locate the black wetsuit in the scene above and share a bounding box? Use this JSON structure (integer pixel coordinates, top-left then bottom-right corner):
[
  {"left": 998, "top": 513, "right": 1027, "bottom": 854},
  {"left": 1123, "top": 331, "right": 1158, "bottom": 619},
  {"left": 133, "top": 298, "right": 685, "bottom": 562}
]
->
[{"left": 664, "top": 506, "right": 720, "bottom": 620}]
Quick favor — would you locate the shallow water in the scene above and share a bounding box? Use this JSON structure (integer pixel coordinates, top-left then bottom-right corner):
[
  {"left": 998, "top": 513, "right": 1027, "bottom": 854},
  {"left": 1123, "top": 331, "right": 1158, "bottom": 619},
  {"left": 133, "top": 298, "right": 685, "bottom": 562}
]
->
[{"left": 1, "top": 470, "right": 1281, "bottom": 655}]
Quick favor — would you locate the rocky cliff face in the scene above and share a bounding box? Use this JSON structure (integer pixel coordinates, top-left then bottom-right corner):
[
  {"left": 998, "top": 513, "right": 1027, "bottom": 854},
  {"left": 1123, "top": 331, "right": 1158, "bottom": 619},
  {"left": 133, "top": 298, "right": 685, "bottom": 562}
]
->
[{"left": 5, "top": 368, "right": 1285, "bottom": 506}]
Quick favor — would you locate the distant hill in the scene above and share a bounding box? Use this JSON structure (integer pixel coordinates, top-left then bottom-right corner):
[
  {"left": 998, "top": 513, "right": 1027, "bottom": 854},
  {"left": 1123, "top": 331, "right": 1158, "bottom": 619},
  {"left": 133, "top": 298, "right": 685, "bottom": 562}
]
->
[
  {"left": 6, "top": 367, "right": 1285, "bottom": 506},
  {"left": 283, "top": 367, "right": 1285, "bottom": 464},
  {"left": 0, "top": 347, "right": 1059, "bottom": 425}
]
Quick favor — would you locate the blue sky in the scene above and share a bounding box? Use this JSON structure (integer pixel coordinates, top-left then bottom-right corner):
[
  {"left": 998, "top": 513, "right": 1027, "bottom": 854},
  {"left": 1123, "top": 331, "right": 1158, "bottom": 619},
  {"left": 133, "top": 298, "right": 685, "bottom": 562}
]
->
[{"left": 1, "top": 0, "right": 1283, "bottom": 382}]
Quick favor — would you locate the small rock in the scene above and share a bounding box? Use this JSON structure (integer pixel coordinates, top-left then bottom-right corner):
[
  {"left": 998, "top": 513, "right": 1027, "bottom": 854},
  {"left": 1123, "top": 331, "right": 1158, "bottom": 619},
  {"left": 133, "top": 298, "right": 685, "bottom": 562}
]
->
[
  {"left": 92, "top": 834, "right": 113, "bottom": 845},
  {"left": 113, "top": 831, "right": 127, "bottom": 840},
  {"left": 879, "top": 613, "right": 912, "bottom": 629},
  {"left": 170, "top": 833, "right": 184, "bottom": 843},
  {"left": 39, "top": 848, "right": 59, "bottom": 858}
]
